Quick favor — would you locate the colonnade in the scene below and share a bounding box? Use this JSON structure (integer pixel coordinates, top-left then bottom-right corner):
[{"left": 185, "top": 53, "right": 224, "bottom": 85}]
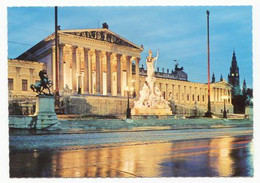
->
[
  {"left": 52, "top": 44, "right": 140, "bottom": 97},
  {"left": 156, "top": 81, "right": 232, "bottom": 105},
  {"left": 212, "top": 88, "right": 232, "bottom": 104}
]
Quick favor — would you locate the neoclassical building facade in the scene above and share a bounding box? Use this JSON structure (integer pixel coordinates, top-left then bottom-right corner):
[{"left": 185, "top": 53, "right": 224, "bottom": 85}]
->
[
  {"left": 10, "top": 24, "right": 233, "bottom": 116},
  {"left": 17, "top": 25, "right": 143, "bottom": 97}
]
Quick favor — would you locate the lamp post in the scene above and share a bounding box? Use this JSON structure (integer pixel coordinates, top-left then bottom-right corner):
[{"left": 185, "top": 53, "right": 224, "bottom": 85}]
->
[
  {"left": 205, "top": 10, "right": 212, "bottom": 118},
  {"left": 125, "top": 86, "right": 134, "bottom": 119},
  {"left": 221, "top": 96, "right": 229, "bottom": 118}
]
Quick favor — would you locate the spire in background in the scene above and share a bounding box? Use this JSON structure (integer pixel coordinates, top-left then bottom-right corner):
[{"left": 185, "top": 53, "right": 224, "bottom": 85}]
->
[
  {"left": 211, "top": 72, "right": 215, "bottom": 83},
  {"left": 220, "top": 74, "right": 223, "bottom": 81}
]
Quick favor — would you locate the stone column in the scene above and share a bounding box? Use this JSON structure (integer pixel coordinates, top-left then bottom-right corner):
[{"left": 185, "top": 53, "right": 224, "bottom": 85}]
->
[
  {"left": 116, "top": 54, "right": 122, "bottom": 96},
  {"left": 76, "top": 50, "right": 82, "bottom": 94},
  {"left": 71, "top": 46, "right": 77, "bottom": 93},
  {"left": 106, "top": 52, "right": 112, "bottom": 95},
  {"left": 83, "top": 48, "right": 89, "bottom": 94},
  {"left": 135, "top": 57, "right": 140, "bottom": 97},
  {"left": 95, "top": 50, "right": 101, "bottom": 94},
  {"left": 88, "top": 51, "right": 93, "bottom": 94},
  {"left": 59, "top": 44, "right": 65, "bottom": 92},
  {"left": 126, "top": 56, "right": 132, "bottom": 87},
  {"left": 220, "top": 89, "right": 223, "bottom": 102},
  {"left": 100, "top": 53, "right": 104, "bottom": 95}
]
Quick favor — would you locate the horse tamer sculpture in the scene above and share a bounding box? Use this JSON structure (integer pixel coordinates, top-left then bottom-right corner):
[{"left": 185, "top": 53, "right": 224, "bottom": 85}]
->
[{"left": 30, "top": 70, "right": 53, "bottom": 95}]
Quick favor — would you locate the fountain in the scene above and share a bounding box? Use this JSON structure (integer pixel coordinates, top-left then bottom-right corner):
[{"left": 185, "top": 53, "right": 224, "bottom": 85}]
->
[{"left": 131, "top": 50, "right": 172, "bottom": 116}]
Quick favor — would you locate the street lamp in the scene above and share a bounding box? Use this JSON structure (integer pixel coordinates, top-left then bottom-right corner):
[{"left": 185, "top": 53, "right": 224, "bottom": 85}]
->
[
  {"left": 221, "top": 96, "right": 229, "bottom": 118},
  {"left": 125, "top": 86, "right": 134, "bottom": 119}
]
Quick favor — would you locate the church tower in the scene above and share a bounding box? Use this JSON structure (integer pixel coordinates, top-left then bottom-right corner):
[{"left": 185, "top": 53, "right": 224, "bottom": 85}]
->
[
  {"left": 242, "top": 79, "right": 247, "bottom": 97},
  {"left": 228, "top": 51, "right": 241, "bottom": 96}
]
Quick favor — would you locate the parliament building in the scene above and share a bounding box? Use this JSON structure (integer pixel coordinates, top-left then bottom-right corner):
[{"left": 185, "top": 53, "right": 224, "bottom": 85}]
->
[{"left": 8, "top": 24, "right": 233, "bottom": 116}]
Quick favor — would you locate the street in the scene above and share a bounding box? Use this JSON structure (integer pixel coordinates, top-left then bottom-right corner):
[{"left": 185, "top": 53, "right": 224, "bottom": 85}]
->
[{"left": 9, "top": 127, "right": 253, "bottom": 177}]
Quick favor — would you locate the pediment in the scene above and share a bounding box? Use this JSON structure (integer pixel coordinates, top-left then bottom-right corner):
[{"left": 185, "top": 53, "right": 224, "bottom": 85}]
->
[
  {"left": 212, "top": 80, "right": 232, "bottom": 88},
  {"left": 60, "top": 29, "right": 142, "bottom": 50}
]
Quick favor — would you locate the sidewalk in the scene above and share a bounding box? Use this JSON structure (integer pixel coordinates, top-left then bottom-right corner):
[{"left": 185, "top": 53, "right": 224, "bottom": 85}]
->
[{"left": 55, "top": 117, "right": 253, "bottom": 134}]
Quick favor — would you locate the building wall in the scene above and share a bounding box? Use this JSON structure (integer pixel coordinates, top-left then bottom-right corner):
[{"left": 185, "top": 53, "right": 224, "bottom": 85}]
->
[
  {"left": 8, "top": 59, "right": 46, "bottom": 99},
  {"left": 63, "top": 95, "right": 134, "bottom": 117}
]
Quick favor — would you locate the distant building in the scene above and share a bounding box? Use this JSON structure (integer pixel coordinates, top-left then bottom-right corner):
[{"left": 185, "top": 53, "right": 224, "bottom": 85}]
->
[{"left": 228, "top": 51, "right": 241, "bottom": 96}]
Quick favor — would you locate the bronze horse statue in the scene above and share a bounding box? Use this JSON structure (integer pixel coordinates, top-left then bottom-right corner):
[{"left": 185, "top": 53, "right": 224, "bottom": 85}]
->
[{"left": 30, "top": 70, "right": 53, "bottom": 95}]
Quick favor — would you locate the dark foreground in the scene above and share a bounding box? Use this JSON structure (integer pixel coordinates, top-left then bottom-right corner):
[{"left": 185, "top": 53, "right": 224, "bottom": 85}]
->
[{"left": 9, "top": 127, "right": 253, "bottom": 177}]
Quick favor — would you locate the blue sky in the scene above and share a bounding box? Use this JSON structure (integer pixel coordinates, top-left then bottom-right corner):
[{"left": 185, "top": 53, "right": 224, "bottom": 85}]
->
[{"left": 8, "top": 6, "right": 252, "bottom": 88}]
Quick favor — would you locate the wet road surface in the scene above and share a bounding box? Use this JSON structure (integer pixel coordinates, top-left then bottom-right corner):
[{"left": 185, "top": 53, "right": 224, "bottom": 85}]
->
[{"left": 9, "top": 127, "right": 253, "bottom": 177}]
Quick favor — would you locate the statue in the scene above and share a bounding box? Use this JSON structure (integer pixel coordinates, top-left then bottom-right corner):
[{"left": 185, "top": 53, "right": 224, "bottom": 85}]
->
[
  {"left": 131, "top": 49, "right": 172, "bottom": 115},
  {"left": 30, "top": 70, "right": 53, "bottom": 95},
  {"left": 174, "top": 60, "right": 184, "bottom": 71},
  {"left": 146, "top": 49, "right": 159, "bottom": 78}
]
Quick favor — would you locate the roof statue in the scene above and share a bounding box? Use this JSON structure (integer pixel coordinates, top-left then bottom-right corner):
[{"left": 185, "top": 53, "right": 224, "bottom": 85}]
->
[{"left": 174, "top": 60, "right": 183, "bottom": 71}]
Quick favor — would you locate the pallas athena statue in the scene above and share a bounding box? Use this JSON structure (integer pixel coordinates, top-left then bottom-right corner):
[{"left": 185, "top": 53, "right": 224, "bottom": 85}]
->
[{"left": 131, "top": 49, "right": 172, "bottom": 116}]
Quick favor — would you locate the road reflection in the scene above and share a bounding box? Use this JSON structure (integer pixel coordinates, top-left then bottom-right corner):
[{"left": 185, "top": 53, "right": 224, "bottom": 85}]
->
[{"left": 10, "top": 135, "right": 253, "bottom": 177}]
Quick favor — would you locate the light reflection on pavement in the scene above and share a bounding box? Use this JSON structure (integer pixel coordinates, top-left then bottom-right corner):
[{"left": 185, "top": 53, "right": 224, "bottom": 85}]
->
[{"left": 9, "top": 128, "right": 253, "bottom": 177}]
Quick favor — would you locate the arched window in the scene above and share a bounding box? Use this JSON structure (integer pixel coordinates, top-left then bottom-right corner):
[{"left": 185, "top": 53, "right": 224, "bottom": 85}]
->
[
  {"left": 192, "top": 94, "right": 195, "bottom": 101},
  {"left": 187, "top": 94, "right": 189, "bottom": 101},
  {"left": 197, "top": 95, "right": 200, "bottom": 101}
]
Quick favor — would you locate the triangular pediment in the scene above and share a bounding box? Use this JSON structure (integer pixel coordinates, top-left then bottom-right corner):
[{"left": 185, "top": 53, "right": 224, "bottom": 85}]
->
[
  {"left": 212, "top": 80, "right": 232, "bottom": 88},
  {"left": 60, "top": 28, "right": 142, "bottom": 50}
]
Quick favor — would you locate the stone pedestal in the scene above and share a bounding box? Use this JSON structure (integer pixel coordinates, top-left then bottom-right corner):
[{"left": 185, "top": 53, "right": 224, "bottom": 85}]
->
[{"left": 33, "top": 95, "right": 60, "bottom": 130}]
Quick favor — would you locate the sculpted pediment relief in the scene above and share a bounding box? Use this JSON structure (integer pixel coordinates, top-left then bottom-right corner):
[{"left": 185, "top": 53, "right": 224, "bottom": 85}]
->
[{"left": 62, "top": 30, "right": 140, "bottom": 49}]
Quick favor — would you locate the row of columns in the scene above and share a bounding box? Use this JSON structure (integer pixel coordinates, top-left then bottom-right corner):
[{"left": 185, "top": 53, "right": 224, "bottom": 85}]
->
[
  {"left": 213, "top": 88, "right": 232, "bottom": 104},
  {"left": 54, "top": 44, "right": 140, "bottom": 97},
  {"left": 159, "top": 82, "right": 232, "bottom": 105}
]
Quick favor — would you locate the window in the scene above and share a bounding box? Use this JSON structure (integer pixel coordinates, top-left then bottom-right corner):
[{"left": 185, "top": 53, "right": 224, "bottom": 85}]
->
[
  {"left": 22, "top": 79, "right": 28, "bottom": 91},
  {"left": 197, "top": 95, "right": 200, "bottom": 101},
  {"left": 202, "top": 95, "right": 205, "bottom": 102},
  {"left": 221, "top": 110, "right": 223, "bottom": 113},
  {"left": 187, "top": 94, "right": 189, "bottom": 101},
  {"left": 192, "top": 94, "right": 195, "bottom": 101},
  {"left": 227, "top": 110, "right": 229, "bottom": 113},
  {"left": 8, "top": 78, "right": 14, "bottom": 90}
]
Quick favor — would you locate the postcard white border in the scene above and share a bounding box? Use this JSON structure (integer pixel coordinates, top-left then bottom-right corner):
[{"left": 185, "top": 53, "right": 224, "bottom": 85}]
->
[{"left": 1, "top": 0, "right": 259, "bottom": 183}]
